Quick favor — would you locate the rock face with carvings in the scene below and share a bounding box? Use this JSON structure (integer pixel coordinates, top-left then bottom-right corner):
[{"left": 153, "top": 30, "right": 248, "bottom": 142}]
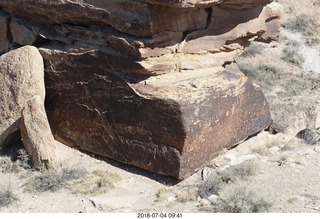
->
[{"left": 0, "top": 0, "right": 280, "bottom": 178}]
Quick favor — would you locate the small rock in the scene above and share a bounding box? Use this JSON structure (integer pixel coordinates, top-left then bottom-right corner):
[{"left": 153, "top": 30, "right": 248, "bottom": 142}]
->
[
  {"left": 269, "top": 146, "right": 280, "bottom": 155},
  {"left": 272, "top": 109, "right": 308, "bottom": 137},
  {"left": 224, "top": 153, "right": 236, "bottom": 160},
  {"left": 201, "top": 167, "right": 213, "bottom": 180},
  {"left": 314, "top": 145, "right": 320, "bottom": 152},
  {"left": 167, "top": 196, "right": 176, "bottom": 202},
  {"left": 207, "top": 194, "right": 219, "bottom": 204},
  {"left": 198, "top": 198, "right": 211, "bottom": 207},
  {"left": 228, "top": 154, "right": 257, "bottom": 166},
  {"left": 296, "top": 128, "right": 320, "bottom": 145},
  {"left": 213, "top": 157, "right": 231, "bottom": 167}
]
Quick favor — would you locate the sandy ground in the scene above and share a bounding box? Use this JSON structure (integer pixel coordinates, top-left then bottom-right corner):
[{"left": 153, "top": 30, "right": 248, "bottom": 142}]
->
[
  {"left": 1, "top": 0, "right": 320, "bottom": 214},
  {"left": 1, "top": 132, "right": 320, "bottom": 213}
]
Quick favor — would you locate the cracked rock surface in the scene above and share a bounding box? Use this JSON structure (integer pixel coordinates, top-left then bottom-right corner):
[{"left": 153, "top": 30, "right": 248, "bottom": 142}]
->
[{"left": 0, "top": 0, "right": 280, "bottom": 178}]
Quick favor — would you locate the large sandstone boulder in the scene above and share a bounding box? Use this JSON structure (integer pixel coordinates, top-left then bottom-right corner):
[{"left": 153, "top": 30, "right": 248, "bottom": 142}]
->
[
  {"left": 0, "top": 0, "right": 279, "bottom": 178},
  {"left": 40, "top": 47, "right": 271, "bottom": 178},
  {"left": 0, "top": 46, "right": 45, "bottom": 146},
  {"left": 20, "top": 95, "right": 56, "bottom": 169}
]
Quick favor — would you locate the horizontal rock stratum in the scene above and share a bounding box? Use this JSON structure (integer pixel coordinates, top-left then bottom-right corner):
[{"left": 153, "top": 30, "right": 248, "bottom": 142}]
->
[{"left": 0, "top": 0, "right": 280, "bottom": 178}]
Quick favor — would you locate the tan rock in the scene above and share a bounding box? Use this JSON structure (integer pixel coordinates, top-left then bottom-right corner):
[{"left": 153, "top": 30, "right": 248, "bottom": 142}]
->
[
  {"left": 0, "top": 46, "right": 45, "bottom": 146},
  {"left": 178, "top": 2, "right": 282, "bottom": 54},
  {"left": 273, "top": 110, "right": 308, "bottom": 136},
  {"left": 20, "top": 95, "right": 56, "bottom": 169}
]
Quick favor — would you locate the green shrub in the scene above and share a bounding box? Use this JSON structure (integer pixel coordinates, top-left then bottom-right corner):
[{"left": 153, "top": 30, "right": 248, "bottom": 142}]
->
[
  {"left": 251, "top": 145, "right": 270, "bottom": 156},
  {"left": 31, "top": 170, "right": 63, "bottom": 192}
]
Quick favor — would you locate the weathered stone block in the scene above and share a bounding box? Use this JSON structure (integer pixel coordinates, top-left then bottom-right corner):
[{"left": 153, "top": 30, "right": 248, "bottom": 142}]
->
[
  {"left": 21, "top": 95, "right": 56, "bottom": 169},
  {"left": 40, "top": 48, "right": 271, "bottom": 178},
  {"left": 10, "top": 17, "right": 39, "bottom": 46},
  {"left": 0, "top": 46, "right": 45, "bottom": 146}
]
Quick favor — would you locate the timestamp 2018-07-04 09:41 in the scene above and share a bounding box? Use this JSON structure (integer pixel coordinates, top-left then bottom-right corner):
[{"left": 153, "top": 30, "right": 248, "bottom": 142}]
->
[{"left": 137, "top": 213, "right": 183, "bottom": 218}]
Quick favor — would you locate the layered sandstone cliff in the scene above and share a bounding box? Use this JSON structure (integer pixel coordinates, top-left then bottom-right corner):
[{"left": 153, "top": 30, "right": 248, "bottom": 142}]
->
[{"left": 0, "top": 0, "right": 281, "bottom": 178}]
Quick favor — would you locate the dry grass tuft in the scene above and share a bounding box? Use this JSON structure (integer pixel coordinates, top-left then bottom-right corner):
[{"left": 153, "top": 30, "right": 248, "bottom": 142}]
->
[
  {"left": 251, "top": 145, "right": 270, "bottom": 156},
  {"left": 25, "top": 166, "right": 87, "bottom": 193},
  {"left": 218, "top": 160, "right": 257, "bottom": 184},
  {"left": 27, "top": 170, "right": 63, "bottom": 193},
  {"left": 0, "top": 157, "right": 20, "bottom": 174},
  {"left": 285, "top": 14, "right": 320, "bottom": 45},
  {"left": 214, "top": 182, "right": 272, "bottom": 213},
  {"left": 277, "top": 154, "right": 288, "bottom": 166},
  {"left": 197, "top": 172, "right": 225, "bottom": 199},
  {"left": 287, "top": 195, "right": 299, "bottom": 203},
  {"left": 0, "top": 187, "right": 18, "bottom": 208},
  {"left": 238, "top": 63, "right": 283, "bottom": 91},
  {"left": 281, "top": 47, "right": 304, "bottom": 67},
  {"left": 175, "top": 189, "right": 198, "bottom": 203},
  {"left": 67, "top": 170, "right": 120, "bottom": 195},
  {"left": 0, "top": 149, "right": 32, "bottom": 174},
  {"left": 197, "top": 160, "right": 270, "bottom": 212},
  {"left": 197, "top": 160, "right": 257, "bottom": 198},
  {"left": 240, "top": 43, "right": 263, "bottom": 57},
  {"left": 155, "top": 187, "right": 172, "bottom": 202}
]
